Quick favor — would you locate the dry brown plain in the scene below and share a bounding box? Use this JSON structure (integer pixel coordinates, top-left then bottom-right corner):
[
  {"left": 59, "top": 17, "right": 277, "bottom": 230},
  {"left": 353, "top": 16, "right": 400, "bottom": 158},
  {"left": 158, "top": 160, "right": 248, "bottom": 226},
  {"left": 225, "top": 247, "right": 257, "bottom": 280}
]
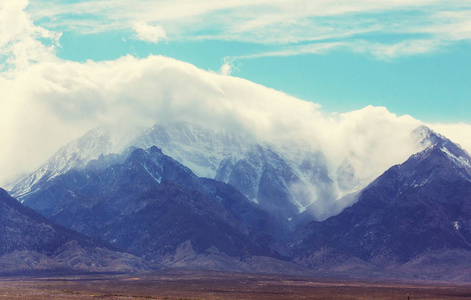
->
[{"left": 1, "top": 270, "right": 471, "bottom": 299}]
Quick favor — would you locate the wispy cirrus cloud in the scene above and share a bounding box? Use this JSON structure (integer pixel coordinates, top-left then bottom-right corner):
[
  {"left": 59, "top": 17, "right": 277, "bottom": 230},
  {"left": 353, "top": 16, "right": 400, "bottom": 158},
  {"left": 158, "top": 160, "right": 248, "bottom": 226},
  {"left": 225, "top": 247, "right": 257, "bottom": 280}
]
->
[
  {"left": 27, "top": 0, "right": 471, "bottom": 59},
  {"left": 236, "top": 39, "right": 443, "bottom": 61}
]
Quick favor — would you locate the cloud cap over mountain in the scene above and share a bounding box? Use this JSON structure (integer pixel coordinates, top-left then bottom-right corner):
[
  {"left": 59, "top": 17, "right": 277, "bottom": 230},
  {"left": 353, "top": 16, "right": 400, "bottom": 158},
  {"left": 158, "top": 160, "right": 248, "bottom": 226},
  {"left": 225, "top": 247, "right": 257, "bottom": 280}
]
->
[{"left": 1, "top": 1, "right": 470, "bottom": 189}]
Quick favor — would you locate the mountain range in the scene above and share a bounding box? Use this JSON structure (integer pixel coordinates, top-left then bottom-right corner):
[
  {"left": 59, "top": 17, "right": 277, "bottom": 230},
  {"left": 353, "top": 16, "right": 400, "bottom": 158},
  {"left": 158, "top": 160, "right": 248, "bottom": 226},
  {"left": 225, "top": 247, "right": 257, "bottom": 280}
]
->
[
  {"left": 0, "top": 187, "right": 147, "bottom": 274},
  {"left": 293, "top": 127, "right": 471, "bottom": 280},
  {"left": 6, "top": 121, "right": 427, "bottom": 222},
  {"left": 2, "top": 123, "right": 471, "bottom": 281},
  {"left": 16, "top": 145, "right": 303, "bottom": 271}
]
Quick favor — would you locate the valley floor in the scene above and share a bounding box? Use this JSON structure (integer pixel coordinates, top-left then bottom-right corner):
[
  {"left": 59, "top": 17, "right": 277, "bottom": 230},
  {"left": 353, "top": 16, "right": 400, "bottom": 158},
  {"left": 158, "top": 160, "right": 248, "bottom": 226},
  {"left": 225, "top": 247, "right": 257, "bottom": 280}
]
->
[{"left": 1, "top": 270, "right": 471, "bottom": 299}]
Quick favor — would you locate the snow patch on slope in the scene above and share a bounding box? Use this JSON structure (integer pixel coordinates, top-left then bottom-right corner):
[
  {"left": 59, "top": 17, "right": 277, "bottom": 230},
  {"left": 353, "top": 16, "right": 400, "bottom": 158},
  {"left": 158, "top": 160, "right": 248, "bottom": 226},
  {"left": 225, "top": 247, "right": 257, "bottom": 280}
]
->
[{"left": 441, "top": 147, "right": 471, "bottom": 170}]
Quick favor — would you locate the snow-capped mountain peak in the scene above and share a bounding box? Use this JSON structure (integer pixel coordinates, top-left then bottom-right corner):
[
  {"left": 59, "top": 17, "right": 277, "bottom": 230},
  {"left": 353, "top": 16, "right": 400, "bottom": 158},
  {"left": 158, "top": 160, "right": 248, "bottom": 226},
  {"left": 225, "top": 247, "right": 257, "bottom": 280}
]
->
[
  {"left": 7, "top": 122, "right": 442, "bottom": 223},
  {"left": 6, "top": 125, "right": 143, "bottom": 199}
]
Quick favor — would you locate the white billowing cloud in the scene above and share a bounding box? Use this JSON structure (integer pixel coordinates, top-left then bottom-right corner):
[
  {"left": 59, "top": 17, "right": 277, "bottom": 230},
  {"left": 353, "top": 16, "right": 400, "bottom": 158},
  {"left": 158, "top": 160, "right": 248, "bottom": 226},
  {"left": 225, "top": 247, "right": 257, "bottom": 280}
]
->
[
  {"left": 321, "top": 106, "right": 422, "bottom": 184},
  {"left": 0, "top": 52, "right": 437, "bottom": 190},
  {"left": 24, "top": 55, "right": 319, "bottom": 140},
  {"left": 0, "top": 54, "right": 317, "bottom": 181},
  {"left": 430, "top": 123, "right": 471, "bottom": 154},
  {"left": 28, "top": 0, "right": 471, "bottom": 58},
  {"left": 132, "top": 22, "right": 167, "bottom": 44},
  {"left": 0, "top": 0, "right": 60, "bottom": 73}
]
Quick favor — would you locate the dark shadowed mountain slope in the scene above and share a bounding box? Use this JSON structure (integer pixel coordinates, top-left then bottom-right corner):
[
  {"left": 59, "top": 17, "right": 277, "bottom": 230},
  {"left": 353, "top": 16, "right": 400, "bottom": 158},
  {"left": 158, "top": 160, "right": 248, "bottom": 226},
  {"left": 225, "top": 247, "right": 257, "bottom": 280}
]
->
[
  {"left": 0, "top": 188, "right": 147, "bottom": 273},
  {"left": 19, "top": 146, "right": 291, "bottom": 268},
  {"left": 99, "top": 181, "right": 271, "bottom": 262},
  {"left": 294, "top": 128, "right": 471, "bottom": 270}
]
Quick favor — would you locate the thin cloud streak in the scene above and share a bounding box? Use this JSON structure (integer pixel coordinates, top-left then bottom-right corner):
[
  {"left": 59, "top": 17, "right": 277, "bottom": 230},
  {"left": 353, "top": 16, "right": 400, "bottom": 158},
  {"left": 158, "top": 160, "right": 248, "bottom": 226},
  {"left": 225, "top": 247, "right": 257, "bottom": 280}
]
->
[
  {"left": 28, "top": 0, "right": 471, "bottom": 58},
  {"left": 236, "top": 39, "right": 443, "bottom": 60}
]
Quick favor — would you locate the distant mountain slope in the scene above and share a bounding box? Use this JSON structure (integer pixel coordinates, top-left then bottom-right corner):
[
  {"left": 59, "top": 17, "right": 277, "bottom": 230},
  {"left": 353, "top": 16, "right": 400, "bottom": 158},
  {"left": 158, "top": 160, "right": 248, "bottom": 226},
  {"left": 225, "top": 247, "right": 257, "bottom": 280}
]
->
[
  {"left": 8, "top": 122, "right": 341, "bottom": 223},
  {"left": 5, "top": 126, "right": 141, "bottom": 200},
  {"left": 19, "top": 146, "right": 294, "bottom": 269},
  {"left": 294, "top": 128, "right": 471, "bottom": 279},
  {"left": 0, "top": 188, "right": 147, "bottom": 274},
  {"left": 133, "top": 123, "right": 336, "bottom": 220}
]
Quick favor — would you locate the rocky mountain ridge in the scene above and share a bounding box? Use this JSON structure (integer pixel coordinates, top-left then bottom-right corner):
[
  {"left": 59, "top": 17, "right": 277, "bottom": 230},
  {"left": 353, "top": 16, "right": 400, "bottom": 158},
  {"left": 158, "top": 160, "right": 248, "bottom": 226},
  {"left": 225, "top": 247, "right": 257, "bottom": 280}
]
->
[
  {"left": 18, "top": 145, "right": 298, "bottom": 270},
  {"left": 293, "top": 127, "right": 471, "bottom": 280},
  {"left": 7, "top": 121, "right": 425, "bottom": 222},
  {"left": 0, "top": 188, "right": 147, "bottom": 274}
]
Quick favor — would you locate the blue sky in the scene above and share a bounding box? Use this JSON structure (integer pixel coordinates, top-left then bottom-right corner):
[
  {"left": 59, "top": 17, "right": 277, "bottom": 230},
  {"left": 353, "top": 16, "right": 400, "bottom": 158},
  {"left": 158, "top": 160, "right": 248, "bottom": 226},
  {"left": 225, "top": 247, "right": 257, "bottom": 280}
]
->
[{"left": 23, "top": 0, "right": 471, "bottom": 123}]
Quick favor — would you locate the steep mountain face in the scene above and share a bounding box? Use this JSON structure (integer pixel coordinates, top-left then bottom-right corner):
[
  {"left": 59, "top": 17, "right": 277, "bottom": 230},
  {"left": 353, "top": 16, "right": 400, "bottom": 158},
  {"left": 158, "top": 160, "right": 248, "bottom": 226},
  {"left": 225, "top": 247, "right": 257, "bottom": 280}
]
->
[
  {"left": 294, "top": 129, "right": 471, "bottom": 270},
  {"left": 132, "top": 123, "right": 337, "bottom": 221},
  {"left": 7, "top": 121, "right": 339, "bottom": 223},
  {"left": 131, "top": 122, "right": 247, "bottom": 178},
  {"left": 0, "top": 188, "right": 146, "bottom": 273},
  {"left": 20, "top": 146, "right": 290, "bottom": 267},
  {"left": 6, "top": 126, "right": 141, "bottom": 200},
  {"left": 7, "top": 120, "right": 435, "bottom": 229},
  {"left": 215, "top": 144, "right": 336, "bottom": 221}
]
